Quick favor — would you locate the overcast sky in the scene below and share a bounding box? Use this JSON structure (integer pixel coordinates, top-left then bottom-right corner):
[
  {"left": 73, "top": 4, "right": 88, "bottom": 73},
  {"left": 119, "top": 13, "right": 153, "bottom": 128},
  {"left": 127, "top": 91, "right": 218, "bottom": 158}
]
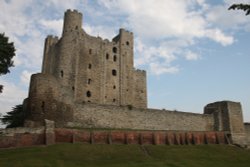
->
[{"left": 0, "top": 0, "right": 250, "bottom": 126}]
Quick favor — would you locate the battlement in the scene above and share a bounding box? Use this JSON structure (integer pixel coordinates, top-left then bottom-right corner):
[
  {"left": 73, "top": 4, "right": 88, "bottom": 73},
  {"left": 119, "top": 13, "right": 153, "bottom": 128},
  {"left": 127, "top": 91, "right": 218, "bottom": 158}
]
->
[
  {"left": 134, "top": 68, "right": 146, "bottom": 73},
  {"left": 112, "top": 28, "right": 133, "bottom": 43},
  {"left": 65, "top": 9, "right": 83, "bottom": 15},
  {"left": 119, "top": 28, "right": 133, "bottom": 35},
  {"left": 45, "top": 35, "right": 59, "bottom": 44}
]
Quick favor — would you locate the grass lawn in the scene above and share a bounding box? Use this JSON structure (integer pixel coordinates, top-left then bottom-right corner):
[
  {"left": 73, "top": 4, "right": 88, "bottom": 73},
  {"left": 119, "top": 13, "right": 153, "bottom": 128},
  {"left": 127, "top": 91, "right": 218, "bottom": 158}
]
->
[{"left": 0, "top": 144, "right": 250, "bottom": 167}]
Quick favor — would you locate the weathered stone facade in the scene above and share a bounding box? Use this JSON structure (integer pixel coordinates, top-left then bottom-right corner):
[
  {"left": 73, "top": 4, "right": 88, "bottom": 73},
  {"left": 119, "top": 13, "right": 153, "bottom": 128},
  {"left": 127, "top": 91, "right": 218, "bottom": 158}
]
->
[
  {"left": 22, "top": 9, "right": 249, "bottom": 147},
  {"left": 42, "top": 9, "right": 147, "bottom": 108}
]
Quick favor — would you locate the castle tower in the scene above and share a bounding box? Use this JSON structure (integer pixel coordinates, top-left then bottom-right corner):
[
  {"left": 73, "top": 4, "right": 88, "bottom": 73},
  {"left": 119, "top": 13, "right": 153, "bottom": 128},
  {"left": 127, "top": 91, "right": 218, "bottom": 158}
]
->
[
  {"left": 62, "top": 9, "right": 83, "bottom": 36},
  {"left": 57, "top": 10, "right": 83, "bottom": 90},
  {"left": 117, "top": 29, "right": 134, "bottom": 106},
  {"left": 25, "top": 9, "right": 147, "bottom": 126}
]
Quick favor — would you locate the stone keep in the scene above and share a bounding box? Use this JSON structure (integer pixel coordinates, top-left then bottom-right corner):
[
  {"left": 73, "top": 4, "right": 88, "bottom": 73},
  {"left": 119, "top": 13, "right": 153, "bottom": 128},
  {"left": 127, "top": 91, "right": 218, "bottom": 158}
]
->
[{"left": 26, "top": 9, "right": 147, "bottom": 126}]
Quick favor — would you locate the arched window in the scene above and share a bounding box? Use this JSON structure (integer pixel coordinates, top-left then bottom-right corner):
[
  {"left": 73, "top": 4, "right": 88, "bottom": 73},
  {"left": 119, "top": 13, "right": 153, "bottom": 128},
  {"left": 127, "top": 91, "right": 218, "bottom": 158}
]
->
[
  {"left": 88, "top": 79, "right": 91, "bottom": 84},
  {"left": 113, "top": 55, "right": 117, "bottom": 62},
  {"left": 112, "top": 69, "right": 117, "bottom": 76},
  {"left": 86, "top": 91, "right": 91, "bottom": 97},
  {"left": 112, "top": 47, "right": 117, "bottom": 53}
]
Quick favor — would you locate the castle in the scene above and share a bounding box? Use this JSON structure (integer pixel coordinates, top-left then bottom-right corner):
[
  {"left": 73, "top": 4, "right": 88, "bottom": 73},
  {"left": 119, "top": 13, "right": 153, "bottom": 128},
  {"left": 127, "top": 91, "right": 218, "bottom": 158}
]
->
[{"left": 15, "top": 9, "right": 249, "bottom": 147}]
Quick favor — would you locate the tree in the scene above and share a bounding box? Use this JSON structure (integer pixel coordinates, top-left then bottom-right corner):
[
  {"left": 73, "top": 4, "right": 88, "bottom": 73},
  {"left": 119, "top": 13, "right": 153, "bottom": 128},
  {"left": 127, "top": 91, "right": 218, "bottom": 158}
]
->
[
  {"left": 0, "top": 104, "right": 26, "bottom": 128},
  {"left": 0, "top": 33, "right": 16, "bottom": 93},
  {"left": 228, "top": 4, "right": 250, "bottom": 15}
]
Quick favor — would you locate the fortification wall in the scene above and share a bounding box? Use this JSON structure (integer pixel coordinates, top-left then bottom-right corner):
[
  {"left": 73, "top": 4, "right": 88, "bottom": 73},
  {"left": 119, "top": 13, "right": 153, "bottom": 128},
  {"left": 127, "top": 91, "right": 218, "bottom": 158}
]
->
[
  {"left": 204, "top": 101, "right": 246, "bottom": 146},
  {"left": 27, "top": 73, "right": 74, "bottom": 127},
  {"left": 133, "top": 69, "right": 147, "bottom": 108},
  {"left": 0, "top": 127, "right": 45, "bottom": 148},
  {"left": 0, "top": 126, "right": 229, "bottom": 148},
  {"left": 244, "top": 123, "right": 250, "bottom": 146},
  {"left": 55, "top": 129, "right": 228, "bottom": 145},
  {"left": 68, "top": 104, "right": 214, "bottom": 131}
]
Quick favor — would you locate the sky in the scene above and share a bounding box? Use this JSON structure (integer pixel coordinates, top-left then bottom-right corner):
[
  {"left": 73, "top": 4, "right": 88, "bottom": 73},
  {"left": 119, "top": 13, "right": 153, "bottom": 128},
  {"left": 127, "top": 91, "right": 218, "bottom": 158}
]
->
[{"left": 0, "top": 0, "right": 250, "bottom": 127}]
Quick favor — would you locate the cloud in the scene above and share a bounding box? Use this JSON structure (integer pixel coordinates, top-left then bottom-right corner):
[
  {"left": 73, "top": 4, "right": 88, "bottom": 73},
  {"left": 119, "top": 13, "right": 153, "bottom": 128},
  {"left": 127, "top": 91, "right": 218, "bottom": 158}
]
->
[
  {"left": 134, "top": 38, "right": 199, "bottom": 75},
  {"left": 205, "top": 29, "right": 234, "bottom": 46},
  {"left": 184, "top": 51, "right": 201, "bottom": 61},
  {"left": 0, "top": 79, "right": 27, "bottom": 117},
  {"left": 150, "top": 62, "right": 179, "bottom": 75},
  {"left": 84, "top": 24, "right": 116, "bottom": 40},
  {"left": 98, "top": 0, "right": 234, "bottom": 44},
  {"left": 39, "top": 19, "right": 63, "bottom": 36},
  {"left": 97, "top": 0, "right": 238, "bottom": 75},
  {"left": 20, "top": 70, "right": 33, "bottom": 85},
  {"left": 206, "top": 1, "right": 250, "bottom": 31}
]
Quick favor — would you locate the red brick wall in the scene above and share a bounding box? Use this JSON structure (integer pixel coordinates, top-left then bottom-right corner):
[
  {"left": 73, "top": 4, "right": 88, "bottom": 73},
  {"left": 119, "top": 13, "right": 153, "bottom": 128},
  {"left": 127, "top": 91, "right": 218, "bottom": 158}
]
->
[
  {"left": 0, "top": 128, "right": 229, "bottom": 148},
  {"left": 54, "top": 129, "right": 229, "bottom": 145},
  {"left": 0, "top": 133, "right": 45, "bottom": 148}
]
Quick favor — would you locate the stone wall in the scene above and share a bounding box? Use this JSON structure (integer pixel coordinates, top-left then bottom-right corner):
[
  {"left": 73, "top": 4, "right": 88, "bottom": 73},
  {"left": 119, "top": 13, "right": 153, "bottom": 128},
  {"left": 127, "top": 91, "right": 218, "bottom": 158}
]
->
[
  {"left": 69, "top": 103, "right": 214, "bottom": 131},
  {"left": 39, "top": 10, "right": 147, "bottom": 109},
  {"left": 244, "top": 123, "right": 250, "bottom": 146},
  {"left": 0, "top": 127, "right": 45, "bottom": 148},
  {"left": 204, "top": 101, "right": 246, "bottom": 146}
]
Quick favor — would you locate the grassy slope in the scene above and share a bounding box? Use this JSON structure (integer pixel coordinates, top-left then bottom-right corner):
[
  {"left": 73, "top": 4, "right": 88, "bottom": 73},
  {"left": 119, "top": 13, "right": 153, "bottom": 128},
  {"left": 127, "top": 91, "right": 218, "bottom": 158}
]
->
[{"left": 0, "top": 144, "right": 250, "bottom": 167}]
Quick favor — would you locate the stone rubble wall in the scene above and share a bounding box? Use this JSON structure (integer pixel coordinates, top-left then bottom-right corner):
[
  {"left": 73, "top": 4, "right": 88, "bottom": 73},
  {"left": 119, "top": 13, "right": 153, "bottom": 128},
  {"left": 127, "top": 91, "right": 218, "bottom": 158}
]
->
[
  {"left": 244, "top": 123, "right": 250, "bottom": 146},
  {"left": 0, "top": 127, "right": 45, "bottom": 148},
  {"left": 70, "top": 103, "right": 214, "bottom": 131}
]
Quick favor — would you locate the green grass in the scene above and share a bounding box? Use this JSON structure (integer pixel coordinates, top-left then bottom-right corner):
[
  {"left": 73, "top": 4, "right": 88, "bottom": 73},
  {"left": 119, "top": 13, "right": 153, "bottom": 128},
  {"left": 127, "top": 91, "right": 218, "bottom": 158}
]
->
[{"left": 0, "top": 144, "right": 250, "bottom": 167}]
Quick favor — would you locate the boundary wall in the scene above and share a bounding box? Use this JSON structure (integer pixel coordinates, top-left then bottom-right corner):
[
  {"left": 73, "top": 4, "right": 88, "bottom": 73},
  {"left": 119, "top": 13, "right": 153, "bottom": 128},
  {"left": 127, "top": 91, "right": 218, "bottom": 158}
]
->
[
  {"left": 0, "top": 120, "right": 230, "bottom": 149},
  {"left": 69, "top": 103, "right": 214, "bottom": 131}
]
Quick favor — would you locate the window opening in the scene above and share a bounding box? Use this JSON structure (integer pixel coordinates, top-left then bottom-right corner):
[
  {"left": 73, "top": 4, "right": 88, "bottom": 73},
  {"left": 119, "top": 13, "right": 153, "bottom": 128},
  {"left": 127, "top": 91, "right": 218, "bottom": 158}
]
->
[
  {"left": 41, "top": 101, "right": 45, "bottom": 111},
  {"left": 113, "top": 55, "right": 117, "bottom": 62},
  {"left": 113, "top": 99, "right": 116, "bottom": 102},
  {"left": 86, "top": 91, "right": 91, "bottom": 97},
  {"left": 112, "top": 47, "right": 117, "bottom": 53},
  {"left": 60, "top": 70, "right": 64, "bottom": 78},
  {"left": 106, "top": 53, "right": 109, "bottom": 59},
  {"left": 126, "top": 41, "right": 129, "bottom": 46},
  {"left": 88, "top": 64, "right": 92, "bottom": 69},
  {"left": 88, "top": 79, "right": 91, "bottom": 84},
  {"left": 72, "top": 86, "right": 75, "bottom": 91},
  {"left": 112, "top": 69, "right": 117, "bottom": 76},
  {"left": 89, "top": 49, "right": 92, "bottom": 54},
  {"left": 113, "top": 85, "right": 116, "bottom": 89}
]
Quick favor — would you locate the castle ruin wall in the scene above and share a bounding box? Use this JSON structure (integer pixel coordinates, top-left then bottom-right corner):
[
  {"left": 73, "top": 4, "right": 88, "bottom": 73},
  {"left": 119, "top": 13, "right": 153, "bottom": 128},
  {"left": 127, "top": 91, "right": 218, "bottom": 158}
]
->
[{"left": 68, "top": 104, "right": 214, "bottom": 131}]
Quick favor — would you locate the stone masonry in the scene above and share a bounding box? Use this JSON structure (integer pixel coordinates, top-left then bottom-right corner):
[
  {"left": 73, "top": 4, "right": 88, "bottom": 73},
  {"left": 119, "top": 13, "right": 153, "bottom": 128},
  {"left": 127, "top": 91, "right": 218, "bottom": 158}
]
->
[{"left": 23, "top": 9, "right": 249, "bottom": 147}]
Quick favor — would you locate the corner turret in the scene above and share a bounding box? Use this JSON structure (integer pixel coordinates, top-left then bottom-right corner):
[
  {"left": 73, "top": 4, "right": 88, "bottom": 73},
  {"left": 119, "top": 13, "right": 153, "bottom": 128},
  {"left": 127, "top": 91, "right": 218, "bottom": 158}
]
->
[{"left": 62, "top": 9, "right": 83, "bottom": 36}]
